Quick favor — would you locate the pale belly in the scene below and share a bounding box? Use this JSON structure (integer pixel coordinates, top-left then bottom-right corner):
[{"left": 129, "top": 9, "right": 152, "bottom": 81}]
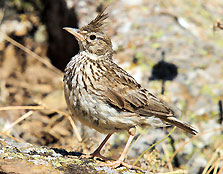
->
[
  {"left": 64, "top": 84, "right": 164, "bottom": 134},
  {"left": 65, "top": 85, "right": 138, "bottom": 133}
]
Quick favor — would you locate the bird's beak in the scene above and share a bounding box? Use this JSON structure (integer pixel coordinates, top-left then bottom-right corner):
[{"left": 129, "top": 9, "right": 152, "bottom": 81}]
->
[{"left": 63, "top": 27, "right": 84, "bottom": 41}]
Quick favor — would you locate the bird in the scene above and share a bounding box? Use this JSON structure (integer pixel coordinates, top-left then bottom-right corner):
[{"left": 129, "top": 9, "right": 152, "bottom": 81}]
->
[{"left": 63, "top": 9, "right": 198, "bottom": 168}]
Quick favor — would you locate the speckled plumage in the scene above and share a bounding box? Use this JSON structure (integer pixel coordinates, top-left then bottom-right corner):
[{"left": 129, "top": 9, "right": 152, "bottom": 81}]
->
[
  {"left": 63, "top": 9, "right": 198, "bottom": 168},
  {"left": 64, "top": 51, "right": 167, "bottom": 134}
]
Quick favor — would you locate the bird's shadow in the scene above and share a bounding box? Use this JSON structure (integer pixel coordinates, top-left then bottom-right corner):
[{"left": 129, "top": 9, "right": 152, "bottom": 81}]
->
[
  {"left": 149, "top": 50, "right": 178, "bottom": 94},
  {"left": 51, "top": 148, "right": 83, "bottom": 157},
  {"left": 51, "top": 148, "right": 107, "bottom": 162},
  {"left": 149, "top": 51, "right": 178, "bottom": 82}
]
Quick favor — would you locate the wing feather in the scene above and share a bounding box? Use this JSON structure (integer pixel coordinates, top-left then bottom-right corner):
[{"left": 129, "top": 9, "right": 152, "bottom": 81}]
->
[{"left": 96, "top": 61, "right": 197, "bottom": 135}]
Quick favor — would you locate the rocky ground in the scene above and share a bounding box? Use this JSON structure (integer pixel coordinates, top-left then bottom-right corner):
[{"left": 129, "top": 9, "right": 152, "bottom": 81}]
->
[{"left": 0, "top": 0, "right": 223, "bottom": 173}]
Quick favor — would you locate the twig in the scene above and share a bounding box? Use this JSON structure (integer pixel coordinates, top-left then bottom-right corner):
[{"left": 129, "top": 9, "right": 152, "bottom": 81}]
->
[
  {"left": 34, "top": 101, "right": 82, "bottom": 142},
  {"left": 133, "top": 126, "right": 176, "bottom": 166},
  {"left": 0, "top": 8, "right": 4, "bottom": 24},
  {"left": 206, "top": 157, "right": 222, "bottom": 174},
  {"left": 217, "top": 163, "right": 223, "bottom": 174},
  {"left": 43, "top": 107, "right": 83, "bottom": 148},
  {"left": 0, "top": 106, "right": 44, "bottom": 111},
  {"left": 162, "top": 143, "right": 173, "bottom": 172},
  {"left": 0, "top": 131, "right": 22, "bottom": 143},
  {"left": 157, "top": 170, "right": 187, "bottom": 174},
  {"left": 43, "top": 107, "right": 82, "bottom": 142},
  {"left": 164, "top": 127, "right": 223, "bottom": 169},
  {"left": 0, "top": 31, "right": 63, "bottom": 76},
  {"left": 3, "top": 111, "right": 34, "bottom": 132},
  {"left": 0, "top": 105, "right": 82, "bottom": 142},
  {"left": 66, "top": 113, "right": 82, "bottom": 142},
  {"left": 202, "top": 150, "right": 219, "bottom": 174}
]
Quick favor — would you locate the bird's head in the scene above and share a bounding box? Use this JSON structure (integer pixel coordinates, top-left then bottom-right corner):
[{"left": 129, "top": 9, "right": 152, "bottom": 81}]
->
[{"left": 63, "top": 9, "right": 113, "bottom": 59}]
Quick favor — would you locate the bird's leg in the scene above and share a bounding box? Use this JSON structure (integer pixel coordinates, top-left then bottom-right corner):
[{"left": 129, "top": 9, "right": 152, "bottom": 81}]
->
[
  {"left": 103, "top": 127, "right": 136, "bottom": 168},
  {"left": 83, "top": 133, "right": 112, "bottom": 161}
]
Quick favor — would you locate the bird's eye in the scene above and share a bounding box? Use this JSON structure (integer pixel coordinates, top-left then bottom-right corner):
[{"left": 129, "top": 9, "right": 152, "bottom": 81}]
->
[{"left": 89, "top": 34, "right": 96, "bottom": 40}]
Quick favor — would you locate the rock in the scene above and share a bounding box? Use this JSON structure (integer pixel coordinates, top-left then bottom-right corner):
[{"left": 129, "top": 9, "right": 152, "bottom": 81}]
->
[{"left": 0, "top": 138, "right": 144, "bottom": 174}]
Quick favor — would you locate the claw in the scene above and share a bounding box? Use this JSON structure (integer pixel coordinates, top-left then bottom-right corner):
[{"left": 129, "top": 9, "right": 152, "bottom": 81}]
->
[{"left": 90, "top": 151, "right": 112, "bottom": 161}]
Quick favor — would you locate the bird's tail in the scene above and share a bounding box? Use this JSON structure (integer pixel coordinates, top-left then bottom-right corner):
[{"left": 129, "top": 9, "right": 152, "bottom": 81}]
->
[{"left": 158, "top": 116, "right": 198, "bottom": 135}]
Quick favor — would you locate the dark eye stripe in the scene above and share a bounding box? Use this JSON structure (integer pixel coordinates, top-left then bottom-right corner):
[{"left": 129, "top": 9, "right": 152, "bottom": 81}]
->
[
  {"left": 97, "top": 36, "right": 109, "bottom": 45},
  {"left": 87, "top": 35, "right": 110, "bottom": 46}
]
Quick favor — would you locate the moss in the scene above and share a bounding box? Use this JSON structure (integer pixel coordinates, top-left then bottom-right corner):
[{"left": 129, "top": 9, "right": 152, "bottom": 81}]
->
[{"left": 0, "top": 138, "right": 142, "bottom": 174}]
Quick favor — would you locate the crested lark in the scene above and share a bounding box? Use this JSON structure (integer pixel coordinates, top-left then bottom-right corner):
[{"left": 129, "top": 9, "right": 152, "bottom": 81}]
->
[{"left": 63, "top": 9, "right": 198, "bottom": 168}]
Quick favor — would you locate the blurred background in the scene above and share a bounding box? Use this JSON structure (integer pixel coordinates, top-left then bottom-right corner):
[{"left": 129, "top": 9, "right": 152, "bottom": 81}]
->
[{"left": 0, "top": 0, "right": 223, "bottom": 173}]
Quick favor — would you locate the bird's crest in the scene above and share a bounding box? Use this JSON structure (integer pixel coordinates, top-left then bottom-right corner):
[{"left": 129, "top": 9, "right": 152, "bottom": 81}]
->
[{"left": 81, "top": 8, "right": 108, "bottom": 32}]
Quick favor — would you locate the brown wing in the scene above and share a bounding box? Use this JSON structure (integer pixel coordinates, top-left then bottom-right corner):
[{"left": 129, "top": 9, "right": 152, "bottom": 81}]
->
[{"left": 97, "top": 62, "right": 198, "bottom": 135}]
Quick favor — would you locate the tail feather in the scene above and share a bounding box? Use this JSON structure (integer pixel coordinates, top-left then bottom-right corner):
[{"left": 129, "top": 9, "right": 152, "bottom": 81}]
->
[
  {"left": 137, "top": 93, "right": 198, "bottom": 135},
  {"left": 159, "top": 116, "right": 198, "bottom": 135}
]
